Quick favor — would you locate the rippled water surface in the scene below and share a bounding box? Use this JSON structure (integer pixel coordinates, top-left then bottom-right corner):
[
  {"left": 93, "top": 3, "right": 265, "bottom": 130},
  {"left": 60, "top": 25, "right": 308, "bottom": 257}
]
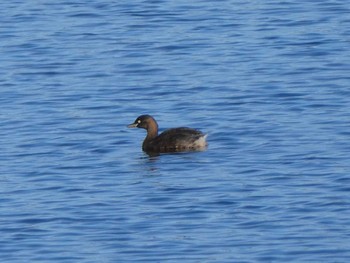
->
[{"left": 1, "top": 1, "right": 350, "bottom": 262}]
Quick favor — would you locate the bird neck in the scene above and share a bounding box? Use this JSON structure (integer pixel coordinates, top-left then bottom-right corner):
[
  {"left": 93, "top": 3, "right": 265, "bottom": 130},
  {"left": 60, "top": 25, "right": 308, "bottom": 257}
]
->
[
  {"left": 143, "top": 121, "right": 158, "bottom": 149},
  {"left": 146, "top": 123, "right": 158, "bottom": 140}
]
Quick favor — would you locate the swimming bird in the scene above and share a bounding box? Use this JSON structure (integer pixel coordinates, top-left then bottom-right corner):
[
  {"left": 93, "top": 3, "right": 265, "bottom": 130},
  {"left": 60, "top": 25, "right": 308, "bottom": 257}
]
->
[{"left": 127, "top": 115, "right": 207, "bottom": 153}]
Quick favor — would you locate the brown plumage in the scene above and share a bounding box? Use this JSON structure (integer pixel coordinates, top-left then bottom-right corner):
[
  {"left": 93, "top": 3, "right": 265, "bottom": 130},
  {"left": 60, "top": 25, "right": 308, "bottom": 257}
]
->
[{"left": 127, "top": 115, "right": 207, "bottom": 153}]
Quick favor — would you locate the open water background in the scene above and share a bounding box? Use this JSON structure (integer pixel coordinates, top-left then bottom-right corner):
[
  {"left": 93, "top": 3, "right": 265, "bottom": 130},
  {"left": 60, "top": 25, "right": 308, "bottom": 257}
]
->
[{"left": 1, "top": 0, "right": 350, "bottom": 262}]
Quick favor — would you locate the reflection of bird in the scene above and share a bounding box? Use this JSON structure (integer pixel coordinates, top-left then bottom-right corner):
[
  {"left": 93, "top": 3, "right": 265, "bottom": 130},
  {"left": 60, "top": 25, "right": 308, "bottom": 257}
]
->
[{"left": 127, "top": 115, "right": 207, "bottom": 153}]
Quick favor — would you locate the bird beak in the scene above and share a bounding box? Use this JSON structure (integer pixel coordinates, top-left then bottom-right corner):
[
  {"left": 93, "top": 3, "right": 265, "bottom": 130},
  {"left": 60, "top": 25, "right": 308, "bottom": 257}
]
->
[{"left": 127, "top": 123, "right": 138, "bottom": 128}]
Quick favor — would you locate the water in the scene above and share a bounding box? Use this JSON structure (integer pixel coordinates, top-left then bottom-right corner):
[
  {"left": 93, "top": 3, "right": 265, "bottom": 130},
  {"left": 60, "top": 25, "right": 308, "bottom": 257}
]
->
[{"left": 1, "top": 0, "right": 350, "bottom": 262}]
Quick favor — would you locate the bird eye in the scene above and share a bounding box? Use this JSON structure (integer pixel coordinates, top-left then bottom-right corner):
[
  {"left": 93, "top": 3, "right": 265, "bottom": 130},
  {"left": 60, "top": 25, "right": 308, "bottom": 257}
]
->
[{"left": 137, "top": 120, "right": 141, "bottom": 124}]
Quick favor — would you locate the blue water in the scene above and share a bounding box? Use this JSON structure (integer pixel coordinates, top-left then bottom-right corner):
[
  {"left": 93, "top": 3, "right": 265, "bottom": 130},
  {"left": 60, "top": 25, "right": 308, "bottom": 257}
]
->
[{"left": 1, "top": 0, "right": 350, "bottom": 262}]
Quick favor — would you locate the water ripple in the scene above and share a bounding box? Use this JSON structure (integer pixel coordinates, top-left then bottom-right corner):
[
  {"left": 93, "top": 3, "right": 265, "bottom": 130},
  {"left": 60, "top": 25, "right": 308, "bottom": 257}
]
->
[{"left": 1, "top": 0, "right": 350, "bottom": 262}]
